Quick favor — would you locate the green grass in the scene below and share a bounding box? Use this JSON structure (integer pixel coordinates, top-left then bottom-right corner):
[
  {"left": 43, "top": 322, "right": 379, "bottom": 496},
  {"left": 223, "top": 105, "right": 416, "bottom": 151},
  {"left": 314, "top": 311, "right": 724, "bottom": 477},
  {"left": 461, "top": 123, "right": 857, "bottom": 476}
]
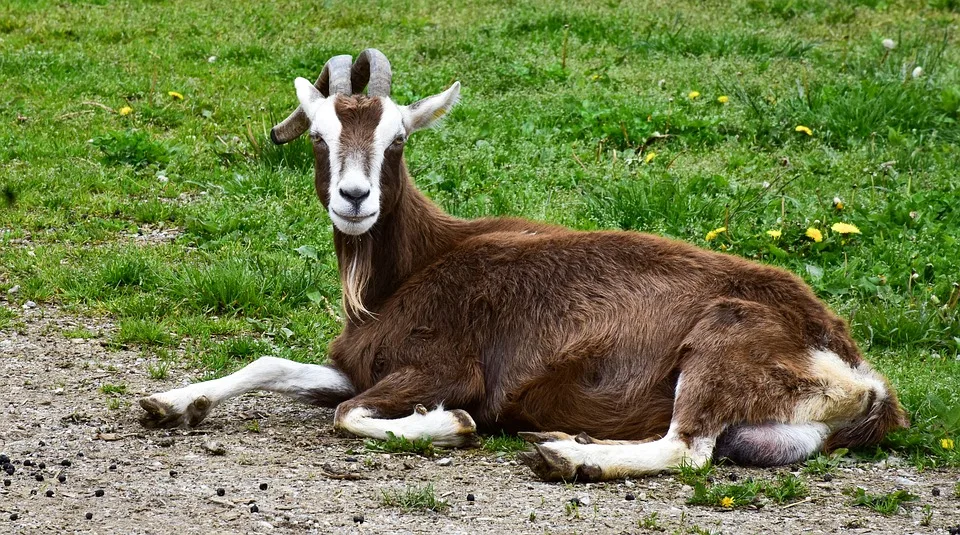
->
[
  {"left": 365, "top": 431, "right": 436, "bottom": 457},
  {"left": 380, "top": 484, "right": 449, "bottom": 513},
  {"left": 847, "top": 487, "right": 919, "bottom": 515},
  {"left": 99, "top": 383, "right": 128, "bottom": 395},
  {"left": 481, "top": 432, "right": 529, "bottom": 456},
  {"left": 1, "top": 0, "right": 959, "bottom": 469}
]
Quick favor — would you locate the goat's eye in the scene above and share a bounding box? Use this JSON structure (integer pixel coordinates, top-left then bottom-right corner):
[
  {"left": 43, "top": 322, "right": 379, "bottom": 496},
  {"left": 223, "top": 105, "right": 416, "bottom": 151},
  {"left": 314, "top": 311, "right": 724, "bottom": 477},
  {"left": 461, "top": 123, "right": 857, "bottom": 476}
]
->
[
  {"left": 392, "top": 135, "right": 405, "bottom": 146},
  {"left": 310, "top": 133, "right": 327, "bottom": 147}
]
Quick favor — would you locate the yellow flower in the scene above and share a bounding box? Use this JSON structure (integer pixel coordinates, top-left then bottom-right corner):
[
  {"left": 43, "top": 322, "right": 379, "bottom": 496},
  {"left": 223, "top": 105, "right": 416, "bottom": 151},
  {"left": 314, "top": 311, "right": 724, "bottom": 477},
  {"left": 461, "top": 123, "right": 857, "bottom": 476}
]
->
[
  {"left": 168, "top": 91, "right": 184, "bottom": 100},
  {"left": 720, "top": 496, "right": 734, "bottom": 508},
  {"left": 766, "top": 229, "right": 782, "bottom": 239},
  {"left": 118, "top": 106, "right": 133, "bottom": 116},
  {"left": 833, "top": 197, "right": 844, "bottom": 210},
  {"left": 795, "top": 125, "right": 813, "bottom": 136},
  {"left": 717, "top": 95, "right": 729, "bottom": 104},
  {"left": 941, "top": 438, "right": 954, "bottom": 450},
  {"left": 644, "top": 151, "right": 657, "bottom": 164},
  {"left": 805, "top": 228, "right": 823, "bottom": 242},
  {"left": 831, "top": 222, "right": 861, "bottom": 235},
  {"left": 705, "top": 226, "right": 727, "bottom": 241},
  {"left": 688, "top": 91, "right": 701, "bottom": 100}
]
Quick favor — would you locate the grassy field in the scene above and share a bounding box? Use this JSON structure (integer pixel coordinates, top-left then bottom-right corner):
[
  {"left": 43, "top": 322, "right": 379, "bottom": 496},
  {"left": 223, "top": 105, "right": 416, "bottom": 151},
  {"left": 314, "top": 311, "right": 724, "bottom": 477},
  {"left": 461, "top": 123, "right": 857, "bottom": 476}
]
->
[{"left": 1, "top": 0, "right": 959, "bottom": 468}]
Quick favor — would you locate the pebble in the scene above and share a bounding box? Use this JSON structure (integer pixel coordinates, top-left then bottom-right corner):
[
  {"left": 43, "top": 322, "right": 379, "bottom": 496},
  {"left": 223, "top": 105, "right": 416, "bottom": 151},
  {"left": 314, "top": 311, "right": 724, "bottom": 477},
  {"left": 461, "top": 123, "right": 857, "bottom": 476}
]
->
[
  {"left": 250, "top": 505, "right": 259, "bottom": 513},
  {"left": 0, "top": 455, "right": 8, "bottom": 464},
  {"left": 3, "top": 479, "right": 10, "bottom": 486},
  {"left": 822, "top": 474, "right": 833, "bottom": 482},
  {"left": 625, "top": 492, "right": 636, "bottom": 501},
  {"left": 466, "top": 493, "right": 475, "bottom": 502},
  {"left": 158, "top": 437, "right": 175, "bottom": 448},
  {"left": 259, "top": 483, "right": 268, "bottom": 490},
  {"left": 217, "top": 488, "right": 225, "bottom": 497},
  {"left": 85, "top": 513, "right": 93, "bottom": 520},
  {"left": 10, "top": 513, "right": 18, "bottom": 521},
  {"left": 169, "top": 470, "right": 177, "bottom": 477},
  {"left": 95, "top": 489, "right": 104, "bottom": 497},
  {"left": 344, "top": 456, "right": 358, "bottom": 462},
  {"left": 35, "top": 474, "right": 44, "bottom": 482},
  {"left": 203, "top": 440, "right": 226, "bottom": 455},
  {"left": 46, "top": 490, "right": 54, "bottom": 497},
  {"left": 23, "top": 301, "right": 36, "bottom": 309},
  {"left": 60, "top": 459, "right": 71, "bottom": 467},
  {"left": 109, "top": 464, "right": 117, "bottom": 471},
  {"left": 436, "top": 457, "right": 453, "bottom": 467},
  {"left": 932, "top": 487, "right": 941, "bottom": 497},
  {"left": 7, "top": 285, "right": 19, "bottom": 294},
  {"left": 38, "top": 462, "right": 46, "bottom": 469},
  {"left": 58, "top": 475, "right": 66, "bottom": 483},
  {"left": 353, "top": 514, "right": 364, "bottom": 524}
]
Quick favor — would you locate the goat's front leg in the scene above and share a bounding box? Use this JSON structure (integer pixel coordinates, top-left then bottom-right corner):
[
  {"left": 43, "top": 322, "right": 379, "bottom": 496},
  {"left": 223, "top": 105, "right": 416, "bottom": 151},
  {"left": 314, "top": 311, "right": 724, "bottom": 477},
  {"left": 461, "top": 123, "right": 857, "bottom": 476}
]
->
[
  {"left": 333, "top": 368, "right": 481, "bottom": 448},
  {"left": 139, "top": 356, "right": 355, "bottom": 428}
]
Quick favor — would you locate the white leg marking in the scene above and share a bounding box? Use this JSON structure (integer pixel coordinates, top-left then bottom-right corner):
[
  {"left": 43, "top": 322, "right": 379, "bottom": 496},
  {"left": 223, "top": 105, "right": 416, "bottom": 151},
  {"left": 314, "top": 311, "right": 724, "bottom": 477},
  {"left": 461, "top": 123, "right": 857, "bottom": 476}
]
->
[
  {"left": 336, "top": 404, "right": 477, "bottom": 447},
  {"left": 145, "top": 356, "right": 354, "bottom": 414},
  {"left": 538, "top": 426, "right": 716, "bottom": 479}
]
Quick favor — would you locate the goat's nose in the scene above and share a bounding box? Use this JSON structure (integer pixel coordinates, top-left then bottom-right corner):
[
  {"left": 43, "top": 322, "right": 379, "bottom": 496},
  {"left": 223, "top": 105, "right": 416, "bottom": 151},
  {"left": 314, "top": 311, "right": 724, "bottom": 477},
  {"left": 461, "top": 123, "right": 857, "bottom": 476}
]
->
[{"left": 339, "top": 186, "right": 370, "bottom": 206}]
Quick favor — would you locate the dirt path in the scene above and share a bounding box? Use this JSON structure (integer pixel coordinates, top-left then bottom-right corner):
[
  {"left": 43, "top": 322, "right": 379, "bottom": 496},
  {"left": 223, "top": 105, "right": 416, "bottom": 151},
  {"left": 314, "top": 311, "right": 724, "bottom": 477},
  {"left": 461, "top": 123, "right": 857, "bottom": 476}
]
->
[{"left": 1, "top": 305, "right": 958, "bottom": 534}]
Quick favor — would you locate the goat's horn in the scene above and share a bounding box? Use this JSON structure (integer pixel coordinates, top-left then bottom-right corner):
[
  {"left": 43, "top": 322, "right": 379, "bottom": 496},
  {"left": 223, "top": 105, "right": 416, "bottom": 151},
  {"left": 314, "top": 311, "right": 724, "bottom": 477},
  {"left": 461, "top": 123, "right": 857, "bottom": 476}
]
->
[
  {"left": 270, "top": 54, "right": 353, "bottom": 145},
  {"left": 351, "top": 48, "right": 392, "bottom": 97}
]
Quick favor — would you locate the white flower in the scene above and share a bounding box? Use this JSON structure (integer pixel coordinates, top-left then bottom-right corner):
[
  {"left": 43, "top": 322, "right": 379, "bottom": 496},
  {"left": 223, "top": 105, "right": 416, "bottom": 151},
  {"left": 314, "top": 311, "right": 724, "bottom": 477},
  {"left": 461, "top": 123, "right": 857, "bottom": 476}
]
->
[
  {"left": 882, "top": 38, "right": 896, "bottom": 50},
  {"left": 912, "top": 66, "right": 923, "bottom": 78},
  {"left": 208, "top": 56, "right": 217, "bottom": 63}
]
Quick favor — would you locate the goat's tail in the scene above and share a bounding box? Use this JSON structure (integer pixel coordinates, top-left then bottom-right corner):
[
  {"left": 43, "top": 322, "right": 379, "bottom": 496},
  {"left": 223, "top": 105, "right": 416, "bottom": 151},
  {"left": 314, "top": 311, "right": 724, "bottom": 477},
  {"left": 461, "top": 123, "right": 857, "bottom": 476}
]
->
[{"left": 823, "top": 384, "right": 910, "bottom": 452}]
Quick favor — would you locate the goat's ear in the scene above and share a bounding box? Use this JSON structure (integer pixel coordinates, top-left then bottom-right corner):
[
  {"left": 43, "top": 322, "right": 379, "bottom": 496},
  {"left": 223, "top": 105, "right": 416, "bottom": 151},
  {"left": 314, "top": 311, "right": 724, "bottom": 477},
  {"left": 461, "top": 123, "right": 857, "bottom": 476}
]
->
[
  {"left": 400, "top": 82, "right": 460, "bottom": 134},
  {"left": 295, "top": 77, "right": 323, "bottom": 116}
]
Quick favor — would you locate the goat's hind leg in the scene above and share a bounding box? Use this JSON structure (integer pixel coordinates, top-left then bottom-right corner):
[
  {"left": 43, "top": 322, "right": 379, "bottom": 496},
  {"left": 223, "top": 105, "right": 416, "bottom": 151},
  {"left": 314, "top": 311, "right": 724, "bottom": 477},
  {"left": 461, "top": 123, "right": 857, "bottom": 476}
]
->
[{"left": 139, "top": 356, "right": 355, "bottom": 428}]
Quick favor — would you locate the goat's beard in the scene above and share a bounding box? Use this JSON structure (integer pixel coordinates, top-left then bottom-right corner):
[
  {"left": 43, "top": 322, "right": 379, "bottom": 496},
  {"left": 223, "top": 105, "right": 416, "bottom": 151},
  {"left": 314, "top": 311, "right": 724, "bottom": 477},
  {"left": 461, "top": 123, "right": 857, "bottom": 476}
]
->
[{"left": 340, "top": 235, "right": 375, "bottom": 320}]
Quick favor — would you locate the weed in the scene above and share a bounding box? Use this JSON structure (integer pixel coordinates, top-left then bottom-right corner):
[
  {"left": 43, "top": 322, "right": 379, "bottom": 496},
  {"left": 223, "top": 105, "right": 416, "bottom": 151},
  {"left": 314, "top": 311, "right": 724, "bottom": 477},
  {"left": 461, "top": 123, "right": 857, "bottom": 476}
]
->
[
  {"left": 0, "top": 306, "right": 18, "bottom": 330},
  {"left": 847, "top": 487, "right": 919, "bottom": 515},
  {"left": 246, "top": 420, "right": 261, "bottom": 433},
  {"left": 920, "top": 504, "right": 933, "bottom": 527},
  {"left": 564, "top": 500, "right": 580, "bottom": 519},
  {"left": 674, "top": 460, "right": 714, "bottom": 486},
  {"left": 364, "top": 431, "right": 435, "bottom": 457},
  {"left": 62, "top": 326, "right": 96, "bottom": 339},
  {"left": 106, "top": 397, "right": 122, "bottom": 410},
  {"left": 481, "top": 432, "right": 528, "bottom": 456},
  {"left": 146, "top": 361, "right": 169, "bottom": 380},
  {"left": 100, "top": 383, "right": 127, "bottom": 395},
  {"left": 380, "top": 484, "right": 449, "bottom": 513},
  {"left": 91, "top": 130, "right": 171, "bottom": 168},
  {"left": 764, "top": 473, "right": 808, "bottom": 504},
  {"left": 115, "top": 318, "right": 172, "bottom": 346},
  {"left": 803, "top": 448, "right": 849, "bottom": 476},
  {"left": 639, "top": 511, "right": 664, "bottom": 531}
]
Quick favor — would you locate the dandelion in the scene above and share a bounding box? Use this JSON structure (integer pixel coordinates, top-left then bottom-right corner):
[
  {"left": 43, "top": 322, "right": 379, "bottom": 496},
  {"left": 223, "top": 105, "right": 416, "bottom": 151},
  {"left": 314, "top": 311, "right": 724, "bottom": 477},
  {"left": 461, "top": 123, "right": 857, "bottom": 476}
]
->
[
  {"left": 833, "top": 197, "right": 844, "bottom": 210},
  {"left": 705, "top": 226, "right": 726, "bottom": 241},
  {"left": 831, "top": 222, "right": 861, "bottom": 235},
  {"left": 717, "top": 95, "right": 729, "bottom": 104},
  {"left": 805, "top": 228, "right": 823, "bottom": 242},
  {"left": 168, "top": 91, "right": 184, "bottom": 100},
  {"left": 766, "top": 229, "right": 782, "bottom": 239},
  {"left": 688, "top": 91, "right": 700, "bottom": 100},
  {"left": 795, "top": 125, "right": 813, "bottom": 136},
  {"left": 644, "top": 151, "right": 657, "bottom": 164},
  {"left": 118, "top": 106, "right": 133, "bottom": 116},
  {"left": 882, "top": 38, "right": 896, "bottom": 50},
  {"left": 912, "top": 66, "right": 923, "bottom": 78},
  {"left": 720, "top": 496, "right": 734, "bottom": 508},
  {"left": 942, "top": 438, "right": 955, "bottom": 450}
]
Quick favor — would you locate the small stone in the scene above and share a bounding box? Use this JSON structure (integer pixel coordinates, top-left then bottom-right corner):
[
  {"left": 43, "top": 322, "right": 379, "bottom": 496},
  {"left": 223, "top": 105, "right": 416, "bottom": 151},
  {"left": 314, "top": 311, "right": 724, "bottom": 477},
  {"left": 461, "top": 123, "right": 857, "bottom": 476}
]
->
[
  {"left": 6, "top": 285, "right": 19, "bottom": 294},
  {"left": 85, "top": 513, "right": 93, "bottom": 520},
  {"left": 932, "top": 487, "right": 941, "bottom": 497},
  {"left": 35, "top": 474, "right": 44, "bottom": 482},
  {"left": 203, "top": 440, "right": 226, "bottom": 456},
  {"left": 0, "top": 455, "right": 9, "bottom": 464},
  {"left": 4, "top": 465, "right": 14, "bottom": 475},
  {"left": 45, "top": 489, "right": 54, "bottom": 497},
  {"left": 569, "top": 497, "right": 583, "bottom": 507},
  {"left": 38, "top": 462, "right": 45, "bottom": 470},
  {"left": 23, "top": 300, "right": 36, "bottom": 309},
  {"left": 822, "top": 474, "right": 833, "bottom": 482},
  {"left": 577, "top": 495, "right": 592, "bottom": 506},
  {"left": 344, "top": 456, "right": 358, "bottom": 462},
  {"left": 94, "top": 489, "right": 104, "bottom": 497},
  {"left": 23, "top": 460, "right": 33, "bottom": 467},
  {"left": 259, "top": 483, "right": 268, "bottom": 491},
  {"left": 109, "top": 464, "right": 117, "bottom": 471},
  {"left": 169, "top": 470, "right": 178, "bottom": 477},
  {"left": 728, "top": 473, "right": 739, "bottom": 481},
  {"left": 217, "top": 488, "right": 225, "bottom": 497},
  {"left": 10, "top": 513, "right": 18, "bottom": 521},
  {"left": 158, "top": 437, "right": 175, "bottom": 448},
  {"left": 250, "top": 505, "right": 259, "bottom": 513},
  {"left": 436, "top": 457, "right": 452, "bottom": 467},
  {"left": 58, "top": 475, "right": 66, "bottom": 483},
  {"left": 60, "top": 459, "right": 71, "bottom": 467},
  {"left": 76, "top": 452, "right": 83, "bottom": 457},
  {"left": 466, "top": 493, "right": 475, "bottom": 502},
  {"left": 3, "top": 479, "right": 10, "bottom": 486},
  {"left": 353, "top": 514, "right": 364, "bottom": 524},
  {"left": 625, "top": 493, "right": 636, "bottom": 501}
]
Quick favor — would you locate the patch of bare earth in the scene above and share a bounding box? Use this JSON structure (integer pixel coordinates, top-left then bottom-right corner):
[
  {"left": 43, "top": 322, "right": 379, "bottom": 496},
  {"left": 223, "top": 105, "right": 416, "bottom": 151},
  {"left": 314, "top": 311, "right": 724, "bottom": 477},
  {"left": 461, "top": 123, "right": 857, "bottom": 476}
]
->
[{"left": 1, "top": 306, "right": 959, "bottom": 534}]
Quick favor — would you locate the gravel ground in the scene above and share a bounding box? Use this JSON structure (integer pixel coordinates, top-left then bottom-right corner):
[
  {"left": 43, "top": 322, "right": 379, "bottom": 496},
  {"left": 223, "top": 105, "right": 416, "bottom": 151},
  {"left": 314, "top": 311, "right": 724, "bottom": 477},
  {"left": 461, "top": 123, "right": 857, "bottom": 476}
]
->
[{"left": 2, "top": 304, "right": 959, "bottom": 534}]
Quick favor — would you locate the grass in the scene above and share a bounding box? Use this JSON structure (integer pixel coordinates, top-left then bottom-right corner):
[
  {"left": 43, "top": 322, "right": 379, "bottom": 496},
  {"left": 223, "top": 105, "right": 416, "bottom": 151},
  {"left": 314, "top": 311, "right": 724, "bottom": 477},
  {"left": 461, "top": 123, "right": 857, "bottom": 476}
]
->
[
  {"left": 380, "top": 484, "right": 449, "bottom": 513},
  {"left": 364, "top": 431, "right": 436, "bottom": 457},
  {"left": 100, "top": 383, "right": 128, "bottom": 395},
  {"left": 481, "top": 432, "right": 529, "bottom": 456},
  {"left": 677, "top": 462, "right": 807, "bottom": 508},
  {"left": 847, "top": 487, "right": 919, "bottom": 515},
  {"left": 803, "top": 448, "right": 849, "bottom": 476},
  {"left": 0, "top": 0, "right": 959, "bottom": 468}
]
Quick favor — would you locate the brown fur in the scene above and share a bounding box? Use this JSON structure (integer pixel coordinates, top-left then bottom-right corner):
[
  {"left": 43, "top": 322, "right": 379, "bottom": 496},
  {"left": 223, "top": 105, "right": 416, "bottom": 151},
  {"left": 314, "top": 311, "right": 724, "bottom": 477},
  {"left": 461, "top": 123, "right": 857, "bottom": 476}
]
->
[{"left": 314, "top": 95, "right": 906, "bottom": 462}]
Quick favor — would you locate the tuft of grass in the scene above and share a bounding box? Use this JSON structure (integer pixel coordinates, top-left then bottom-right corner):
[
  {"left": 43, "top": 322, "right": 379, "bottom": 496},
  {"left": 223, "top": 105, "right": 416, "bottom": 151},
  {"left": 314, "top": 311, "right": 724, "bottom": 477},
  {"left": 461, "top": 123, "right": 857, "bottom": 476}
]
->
[
  {"left": 100, "top": 383, "right": 128, "bottom": 395},
  {"left": 62, "top": 326, "right": 96, "bottom": 339},
  {"left": 380, "top": 484, "right": 449, "bottom": 513},
  {"left": 481, "top": 432, "right": 528, "bottom": 456},
  {"left": 365, "top": 431, "right": 436, "bottom": 457},
  {"left": 0, "top": 306, "right": 17, "bottom": 330},
  {"left": 146, "top": 361, "right": 169, "bottom": 380},
  {"left": 674, "top": 460, "right": 715, "bottom": 486},
  {"left": 638, "top": 512, "right": 664, "bottom": 531},
  {"left": 803, "top": 448, "right": 848, "bottom": 476},
  {"left": 688, "top": 477, "right": 765, "bottom": 509},
  {"left": 847, "top": 487, "right": 919, "bottom": 515},
  {"left": 115, "top": 318, "right": 172, "bottom": 346},
  {"left": 764, "top": 473, "right": 808, "bottom": 504},
  {"left": 91, "top": 130, "right": 171, "bottom": 168}
]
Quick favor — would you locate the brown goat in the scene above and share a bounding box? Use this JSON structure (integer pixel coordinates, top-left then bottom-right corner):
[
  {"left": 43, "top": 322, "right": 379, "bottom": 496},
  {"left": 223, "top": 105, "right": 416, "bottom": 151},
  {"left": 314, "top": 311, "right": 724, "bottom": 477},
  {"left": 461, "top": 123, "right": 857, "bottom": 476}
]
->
[{"left": 139, "top": 50, "right": 908, "bottom": 481}]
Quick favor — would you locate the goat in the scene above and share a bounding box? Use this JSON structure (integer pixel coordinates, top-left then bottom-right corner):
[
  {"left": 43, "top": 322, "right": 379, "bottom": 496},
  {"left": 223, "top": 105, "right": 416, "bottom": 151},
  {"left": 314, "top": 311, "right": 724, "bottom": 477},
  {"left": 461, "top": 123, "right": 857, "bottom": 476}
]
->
[{"left": 139, "top": 49, "right": 908, "bottom": 481}]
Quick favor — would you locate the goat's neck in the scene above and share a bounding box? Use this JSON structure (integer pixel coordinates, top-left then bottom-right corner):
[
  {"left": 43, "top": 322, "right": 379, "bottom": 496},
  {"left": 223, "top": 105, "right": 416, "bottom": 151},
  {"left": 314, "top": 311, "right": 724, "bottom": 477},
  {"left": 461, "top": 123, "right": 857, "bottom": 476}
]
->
[{"left": 332, "top": 165, "right": 462, "bottom": 321}]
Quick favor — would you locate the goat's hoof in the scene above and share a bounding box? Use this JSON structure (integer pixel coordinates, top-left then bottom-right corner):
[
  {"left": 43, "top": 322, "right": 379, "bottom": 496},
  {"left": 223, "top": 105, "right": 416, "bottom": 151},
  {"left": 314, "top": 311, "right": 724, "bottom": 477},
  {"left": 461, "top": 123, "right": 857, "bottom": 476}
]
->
[
  {"left": 138, "top": 394, "right": 212, "bottom": 429},
  {"left": 449, "top": 409, "right": 481, "bottom": 448},
  {"left": 518, "top": 443, "right": 603, "bottom": 482},
  {"left": 517, "top": 431, "right": 575, "bottom": 444}
]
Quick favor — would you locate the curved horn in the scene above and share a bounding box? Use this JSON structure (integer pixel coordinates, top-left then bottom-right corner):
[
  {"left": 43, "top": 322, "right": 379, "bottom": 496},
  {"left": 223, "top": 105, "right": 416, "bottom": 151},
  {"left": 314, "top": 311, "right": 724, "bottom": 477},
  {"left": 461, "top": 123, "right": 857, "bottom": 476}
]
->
[
  {"left": 270, "top": 54, "right": 353, "bottom": 145},
  {"left": 350, "top": 48, "right": 392, "bottom": 97}
]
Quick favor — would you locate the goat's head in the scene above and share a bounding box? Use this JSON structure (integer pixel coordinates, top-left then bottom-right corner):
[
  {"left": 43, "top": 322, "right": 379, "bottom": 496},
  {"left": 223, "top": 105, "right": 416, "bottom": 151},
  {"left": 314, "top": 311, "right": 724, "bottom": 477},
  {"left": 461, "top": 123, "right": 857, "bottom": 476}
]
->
[{"left": 271, "top": 49, "right": 460, "bottom": 236}]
